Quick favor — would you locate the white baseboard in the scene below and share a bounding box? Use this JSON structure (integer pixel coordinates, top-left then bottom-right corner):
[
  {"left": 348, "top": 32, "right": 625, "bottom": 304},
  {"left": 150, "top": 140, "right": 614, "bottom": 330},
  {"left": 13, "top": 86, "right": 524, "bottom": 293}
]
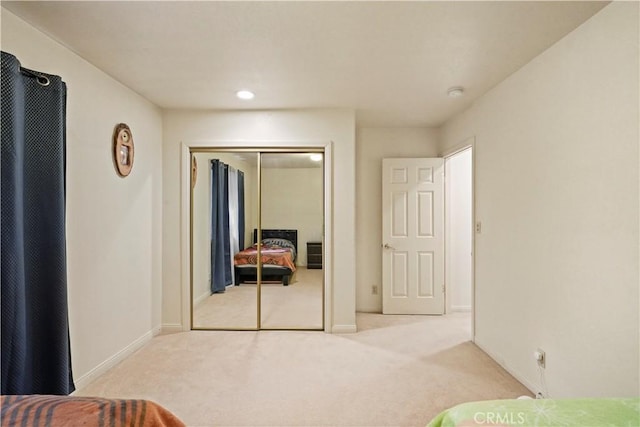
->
[
  {"left": 161, "top": 323, "right": 185, "bottom": 334},
  {"left": 451, "top": 305, "right": 472, "bottom": 312},
  {"left": 332, "top": 324, "right": 357, "bottom": 333},
  {"left": 474, "top": 340, "right": 537, "bottom": 396},
  {"left": 152, "top": 324, "right": 163, "bottom": 336},
  {"left": 73, "top": 330, "right": 153, "bottom": 392},
  {"left": 193, "top": 290, "right": 210, "bottom": 307}
]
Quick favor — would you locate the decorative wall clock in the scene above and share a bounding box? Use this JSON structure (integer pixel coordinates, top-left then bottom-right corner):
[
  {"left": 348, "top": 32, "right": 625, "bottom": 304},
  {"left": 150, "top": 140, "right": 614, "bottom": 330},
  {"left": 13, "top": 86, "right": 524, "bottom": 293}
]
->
[
  {"left": 113, "top": 123, "right": 134, "bottom": 177},
  {"left": 191, "top": 155, "right": 198, "bottom": 188}
]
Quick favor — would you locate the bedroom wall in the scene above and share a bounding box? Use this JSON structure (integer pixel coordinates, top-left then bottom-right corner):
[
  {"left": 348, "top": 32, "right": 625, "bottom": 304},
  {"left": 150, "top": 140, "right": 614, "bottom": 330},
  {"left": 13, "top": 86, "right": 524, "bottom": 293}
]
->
[
  {"left": 261, "top": 167, "right": 324, "bottom": 267},
  {"left": 440, "top": 2, "right": 639, "bottom": 397},
  {"left": 1, "top": 10, "right": 164, "bottom": 389},
  {"left": 192, "top": 152, "right": 257, "bottom": 304},
  {"left": 162, "top": 109, "right": 356, "bottom": 332},
  {"left": 445, "top": 148, "right": 473, "bottom": 312},
  {"left": 355, "top": 128, "right": 439, "bottom": 312}
]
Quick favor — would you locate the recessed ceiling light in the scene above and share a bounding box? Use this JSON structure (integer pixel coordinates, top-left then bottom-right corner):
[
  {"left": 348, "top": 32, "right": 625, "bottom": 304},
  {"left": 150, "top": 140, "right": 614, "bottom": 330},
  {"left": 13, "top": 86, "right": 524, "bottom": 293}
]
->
[
  {"left": 310, "top": 154, "right": 323, "bottom": 162},
  {"left": 447, "top": 87, "right": 464, "bottom": 98},
  {"left": 236, "top": 90, "right": 255, "bottom": 100}
]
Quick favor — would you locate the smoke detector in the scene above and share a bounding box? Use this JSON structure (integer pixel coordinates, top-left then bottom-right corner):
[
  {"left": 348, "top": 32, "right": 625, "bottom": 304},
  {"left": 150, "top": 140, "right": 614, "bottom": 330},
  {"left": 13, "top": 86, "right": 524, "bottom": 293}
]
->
[{"left": 447, "top": 87, "right": 464, "bottom": 98}]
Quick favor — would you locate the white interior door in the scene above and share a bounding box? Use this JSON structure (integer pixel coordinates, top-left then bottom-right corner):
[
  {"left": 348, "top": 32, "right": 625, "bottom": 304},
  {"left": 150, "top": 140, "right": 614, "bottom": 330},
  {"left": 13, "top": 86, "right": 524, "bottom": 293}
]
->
[{"left": 382, "top": 158, "right": 444, "bottom": 314}]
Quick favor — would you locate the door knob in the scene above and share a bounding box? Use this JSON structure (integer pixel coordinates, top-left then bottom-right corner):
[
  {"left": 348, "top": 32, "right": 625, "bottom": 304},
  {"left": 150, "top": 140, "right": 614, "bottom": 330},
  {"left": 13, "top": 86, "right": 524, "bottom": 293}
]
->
[{"left": 383, "top": 243, "right": 395, "bottom": 250}]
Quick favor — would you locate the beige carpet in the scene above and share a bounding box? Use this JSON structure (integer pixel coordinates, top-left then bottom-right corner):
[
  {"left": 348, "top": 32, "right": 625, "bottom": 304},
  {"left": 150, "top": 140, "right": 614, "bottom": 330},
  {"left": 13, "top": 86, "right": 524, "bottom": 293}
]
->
[
  {"left": 77, "top": 313, "right": 531, "bottom": 427},
  {"left": 193, "top": 267, "right": 323, "bottom": 330}
]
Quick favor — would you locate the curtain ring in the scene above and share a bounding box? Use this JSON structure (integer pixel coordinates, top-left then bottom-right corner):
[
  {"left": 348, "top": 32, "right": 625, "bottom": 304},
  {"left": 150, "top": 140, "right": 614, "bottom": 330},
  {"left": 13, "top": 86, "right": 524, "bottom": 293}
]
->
[
  {"left": 20, "top": 69, "right": 51, "bottom": 86},
  {"left": 36, "top": 75, "right": 50, "bottom": 87}
]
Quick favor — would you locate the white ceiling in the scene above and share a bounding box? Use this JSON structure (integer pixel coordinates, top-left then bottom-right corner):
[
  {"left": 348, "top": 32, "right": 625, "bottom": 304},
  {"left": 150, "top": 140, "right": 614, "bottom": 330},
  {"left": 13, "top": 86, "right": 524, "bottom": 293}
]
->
[{"left": 2, "top": 1, "right": 608, "bottom": 127}]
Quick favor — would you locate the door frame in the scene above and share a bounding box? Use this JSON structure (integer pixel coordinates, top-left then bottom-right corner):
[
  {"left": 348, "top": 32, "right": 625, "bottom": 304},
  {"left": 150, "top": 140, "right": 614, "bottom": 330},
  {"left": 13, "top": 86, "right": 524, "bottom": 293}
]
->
[
  {"left": 180, "top": 141, "right": 334, "bottom": 333},
  {"left": 442, "top": 137, "right": 476, "bottom": 340}
]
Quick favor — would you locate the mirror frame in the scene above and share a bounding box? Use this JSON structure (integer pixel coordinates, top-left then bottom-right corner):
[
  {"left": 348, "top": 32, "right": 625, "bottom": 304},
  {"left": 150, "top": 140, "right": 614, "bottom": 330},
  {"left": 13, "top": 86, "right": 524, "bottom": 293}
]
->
[{"left": 182, "top": 144, "right": 332, "bottom": 332}]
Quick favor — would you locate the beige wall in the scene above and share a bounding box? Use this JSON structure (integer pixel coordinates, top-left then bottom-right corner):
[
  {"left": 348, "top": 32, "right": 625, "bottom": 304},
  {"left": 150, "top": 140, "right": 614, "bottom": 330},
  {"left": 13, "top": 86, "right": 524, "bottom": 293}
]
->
[
  {"left": 1, "top": 10, "right": 164, "bottom": 388},
  {"left": 355, "top": 128, "right": 439, "bottom": 312},
  {"left": 262, "top": 167, "right": 324, "bottom": 267},
  {"left": 440, "top": 2, "right": 639, "bottom": 397},
  {"left": 162, "top": 109, "right": 356, "bottom": 332}
]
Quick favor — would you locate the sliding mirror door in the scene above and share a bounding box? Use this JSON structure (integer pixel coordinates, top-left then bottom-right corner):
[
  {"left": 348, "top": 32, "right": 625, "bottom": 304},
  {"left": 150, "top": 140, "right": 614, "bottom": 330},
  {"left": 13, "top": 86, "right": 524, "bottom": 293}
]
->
[
  {"left": 190, "top": 149, "right": 324, "bottom": 330},
  {"left": 191, "top": 151, "right": 258, "bottom": 329},
  {"left": 259, "top": 152, "right": 324, "bottom": 330}
]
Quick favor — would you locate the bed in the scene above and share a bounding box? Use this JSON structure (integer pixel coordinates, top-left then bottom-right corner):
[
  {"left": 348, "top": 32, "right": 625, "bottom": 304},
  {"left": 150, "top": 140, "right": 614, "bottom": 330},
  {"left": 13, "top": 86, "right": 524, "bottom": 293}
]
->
[
  {"left": 426, "top": 397, "right": 639, "bottom": 427},
  {"left": 0, "top": 394, "right": 186, "bottom": 427},
  {"left": 234, "top": 229, "right": 297, "bottom": 286}
]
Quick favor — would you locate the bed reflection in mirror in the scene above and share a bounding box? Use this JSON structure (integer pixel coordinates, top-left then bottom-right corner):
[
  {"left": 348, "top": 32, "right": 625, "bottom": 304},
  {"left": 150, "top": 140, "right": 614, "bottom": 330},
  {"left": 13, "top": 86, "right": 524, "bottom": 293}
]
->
[{"left": 190, "top": 150, "right": 323, "bottom": 330}]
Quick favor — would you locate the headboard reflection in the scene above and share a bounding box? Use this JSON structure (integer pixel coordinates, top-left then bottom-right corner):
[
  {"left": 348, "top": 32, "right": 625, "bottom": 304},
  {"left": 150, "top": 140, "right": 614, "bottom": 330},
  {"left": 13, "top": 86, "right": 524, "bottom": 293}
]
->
[{"left": 253, "top": 229, "right": 298, "bottom": 251}]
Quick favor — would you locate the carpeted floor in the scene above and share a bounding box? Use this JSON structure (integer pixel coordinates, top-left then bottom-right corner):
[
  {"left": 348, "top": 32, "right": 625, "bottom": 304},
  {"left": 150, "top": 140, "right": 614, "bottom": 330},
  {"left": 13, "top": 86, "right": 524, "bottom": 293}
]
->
[
  {"left": 77, "top": 312, "right": 531, "bottom": 427},
  {"left": 193, "top": 267, "right": 323, "bottom": 330}
]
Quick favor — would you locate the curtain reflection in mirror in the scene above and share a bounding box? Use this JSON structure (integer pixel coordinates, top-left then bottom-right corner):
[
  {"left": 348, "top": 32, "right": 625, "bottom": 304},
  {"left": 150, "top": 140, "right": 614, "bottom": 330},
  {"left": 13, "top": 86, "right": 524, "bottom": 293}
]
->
[
  {"left": 210, "top": 160, "right": 245, "bottom": 292},
  {"left": 193, "top": 153, "right": 257, "bottom": 329}
]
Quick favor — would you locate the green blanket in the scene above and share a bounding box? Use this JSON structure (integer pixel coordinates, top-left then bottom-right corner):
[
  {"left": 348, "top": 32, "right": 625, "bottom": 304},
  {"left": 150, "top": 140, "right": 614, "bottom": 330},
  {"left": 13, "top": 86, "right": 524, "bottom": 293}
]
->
[{"left": 427, "top": 398, "right": 639, "bottom": 427}]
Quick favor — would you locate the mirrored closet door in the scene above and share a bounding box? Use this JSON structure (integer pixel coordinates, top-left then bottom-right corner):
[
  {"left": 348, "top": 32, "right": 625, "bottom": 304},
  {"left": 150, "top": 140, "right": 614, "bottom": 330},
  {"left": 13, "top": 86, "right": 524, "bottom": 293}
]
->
[
  {"left": 190, "top": 149, "right": 323, "bottom": 330},
  {"left": 191, "top": 151, "right": 259, "bottom": 329},
  {"left": 259, "top": 152, "right": 324, "bottom": 329}
]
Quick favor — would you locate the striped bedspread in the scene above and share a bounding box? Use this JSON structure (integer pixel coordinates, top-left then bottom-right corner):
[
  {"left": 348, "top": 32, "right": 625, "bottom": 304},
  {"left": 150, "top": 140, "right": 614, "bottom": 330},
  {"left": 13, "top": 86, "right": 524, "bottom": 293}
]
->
[
  {"left": 1, "top": 395, "right": 185, "bottom": 427},
  {"left": 234, "top": 245, "right": 296, "bottom": 271}
]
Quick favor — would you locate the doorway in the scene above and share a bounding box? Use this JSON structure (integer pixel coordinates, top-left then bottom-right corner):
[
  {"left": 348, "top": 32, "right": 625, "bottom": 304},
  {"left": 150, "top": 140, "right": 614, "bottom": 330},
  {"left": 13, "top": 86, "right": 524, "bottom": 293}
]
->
[
  {"left": 444, "top": 145, "right": 474, "bottom": 335},
  {"left": 187, "top": 148, "right": 328, "bottom": 331}
]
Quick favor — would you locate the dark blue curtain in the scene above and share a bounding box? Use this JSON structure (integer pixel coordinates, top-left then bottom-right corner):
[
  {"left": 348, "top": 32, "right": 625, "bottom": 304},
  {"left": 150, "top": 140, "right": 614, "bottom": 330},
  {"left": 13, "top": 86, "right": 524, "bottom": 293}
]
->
[
  {"left": 221, "top": 164, "right": 232, "bottom": 285},
  {"left": 238, "top": 171, "right": 245, "bottom": 251},
  {"left": 210, "top": 160, "right": 227, "bottom": 293},
  {"left": 1, "top": 51, "right": 75, "bottom": 395},
  {"left": 210, "top": 160, "right": 246, "bottom": 293}
]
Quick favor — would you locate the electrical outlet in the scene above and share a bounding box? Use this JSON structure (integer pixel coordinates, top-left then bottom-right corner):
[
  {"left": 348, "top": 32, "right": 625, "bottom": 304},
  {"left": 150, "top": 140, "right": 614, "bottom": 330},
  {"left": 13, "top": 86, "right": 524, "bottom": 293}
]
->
[
  {"left": 372, "top": 285, "right": 378, "bottom": 295},
  {"left": 476, "top": 221, "right": 482, "bottom": 234},
  {"left": 534, "top": 349, "right": 546, "bottom": 368}
]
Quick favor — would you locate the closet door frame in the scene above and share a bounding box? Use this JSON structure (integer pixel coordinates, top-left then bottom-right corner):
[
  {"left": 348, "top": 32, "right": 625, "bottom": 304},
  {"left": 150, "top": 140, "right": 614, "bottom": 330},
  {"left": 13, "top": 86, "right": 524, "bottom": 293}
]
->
[{"left": 180, "top": 142, "right": 333, "bottom": 332}]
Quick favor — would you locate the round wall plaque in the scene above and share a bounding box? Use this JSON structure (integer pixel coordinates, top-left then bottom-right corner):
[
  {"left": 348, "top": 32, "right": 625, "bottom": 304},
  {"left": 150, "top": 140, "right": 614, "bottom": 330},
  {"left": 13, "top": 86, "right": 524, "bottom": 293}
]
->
[
  {"left": 191, "top": 155, "right": 198, "bottom": 188},
  {"left": 113, "top": 123, "right": 134, "bottom": 177}
]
